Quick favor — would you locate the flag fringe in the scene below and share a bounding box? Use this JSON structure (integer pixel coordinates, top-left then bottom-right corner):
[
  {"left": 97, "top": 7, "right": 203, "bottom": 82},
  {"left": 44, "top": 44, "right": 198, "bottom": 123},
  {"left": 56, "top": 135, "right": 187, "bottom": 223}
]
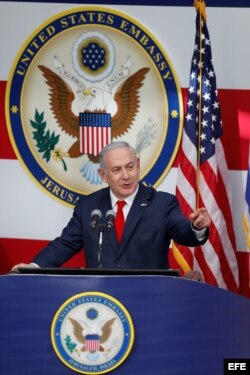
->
[
  {"left": 242, "top": 213, "right": 250, "bottom": 250},
  {"left": 172, "top": 243, "right": 191, "bottom": 273}
]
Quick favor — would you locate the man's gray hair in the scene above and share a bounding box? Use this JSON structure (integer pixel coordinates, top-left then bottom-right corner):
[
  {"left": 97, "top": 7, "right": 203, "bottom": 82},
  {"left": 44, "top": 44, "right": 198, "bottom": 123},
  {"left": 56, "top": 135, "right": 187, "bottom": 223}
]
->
[{"left": 99, "top": 141, "right": 137, "bottom": 170}]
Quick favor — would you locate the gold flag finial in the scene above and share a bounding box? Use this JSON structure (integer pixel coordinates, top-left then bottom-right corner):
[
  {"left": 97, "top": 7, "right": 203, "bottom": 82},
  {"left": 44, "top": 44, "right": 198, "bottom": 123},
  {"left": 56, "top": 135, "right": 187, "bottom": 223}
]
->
[{"left": 194, "top": 0, "right": 207, "bottom": 22}]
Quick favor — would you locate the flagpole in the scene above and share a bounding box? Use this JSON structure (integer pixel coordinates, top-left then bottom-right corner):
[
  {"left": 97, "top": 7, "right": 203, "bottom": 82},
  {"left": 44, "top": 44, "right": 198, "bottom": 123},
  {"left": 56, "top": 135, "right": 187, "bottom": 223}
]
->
[{"left": 194, "top": 0, "right": 207, "bottom": 209}]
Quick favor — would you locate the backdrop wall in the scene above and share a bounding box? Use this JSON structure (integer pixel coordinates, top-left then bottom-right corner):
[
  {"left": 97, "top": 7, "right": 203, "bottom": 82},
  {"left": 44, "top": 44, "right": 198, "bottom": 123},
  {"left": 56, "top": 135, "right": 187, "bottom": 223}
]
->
[{"left": 1, "top": 0, "right": 249, "bottom": 297}]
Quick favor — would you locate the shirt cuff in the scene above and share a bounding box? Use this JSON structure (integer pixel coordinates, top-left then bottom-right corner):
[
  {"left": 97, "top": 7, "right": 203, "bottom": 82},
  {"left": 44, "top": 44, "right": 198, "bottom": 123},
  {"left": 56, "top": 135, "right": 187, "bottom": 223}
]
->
[{"left": 191, "top": 223, "right": 207, "bottom": 241}]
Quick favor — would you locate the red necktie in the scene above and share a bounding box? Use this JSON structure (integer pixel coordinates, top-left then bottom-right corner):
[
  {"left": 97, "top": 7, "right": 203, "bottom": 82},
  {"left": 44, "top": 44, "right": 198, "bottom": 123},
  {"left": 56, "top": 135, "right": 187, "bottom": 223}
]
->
[{"left": 114, "top": 200, "right": 126, "bottom": 244}]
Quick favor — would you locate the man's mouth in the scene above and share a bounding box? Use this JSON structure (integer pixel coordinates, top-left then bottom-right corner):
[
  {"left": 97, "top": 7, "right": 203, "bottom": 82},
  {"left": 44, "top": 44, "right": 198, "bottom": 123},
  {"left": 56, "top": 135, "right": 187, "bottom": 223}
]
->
[{"left": 121, "top": 182, "right": 132, "bottom": 188}]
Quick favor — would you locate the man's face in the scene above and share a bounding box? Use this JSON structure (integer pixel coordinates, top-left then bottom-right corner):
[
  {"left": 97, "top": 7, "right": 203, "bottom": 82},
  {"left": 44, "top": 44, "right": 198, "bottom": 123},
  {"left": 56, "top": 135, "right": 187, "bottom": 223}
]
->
[{"left": 98, "top": 147, "right": 140, "bottom": 199}]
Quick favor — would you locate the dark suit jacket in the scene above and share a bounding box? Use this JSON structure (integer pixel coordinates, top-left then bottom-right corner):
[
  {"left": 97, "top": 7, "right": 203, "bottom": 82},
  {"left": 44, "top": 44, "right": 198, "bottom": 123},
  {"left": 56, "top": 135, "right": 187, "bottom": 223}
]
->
[{"left": 33, "top": 183, "right": 208, "bottom": 269}]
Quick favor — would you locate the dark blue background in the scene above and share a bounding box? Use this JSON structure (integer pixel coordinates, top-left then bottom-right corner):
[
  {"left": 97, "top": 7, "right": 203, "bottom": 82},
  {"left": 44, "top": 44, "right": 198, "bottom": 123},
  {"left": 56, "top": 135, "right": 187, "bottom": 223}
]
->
[{"left": 0, "top": 0, "right": 249, "bottom": 7}]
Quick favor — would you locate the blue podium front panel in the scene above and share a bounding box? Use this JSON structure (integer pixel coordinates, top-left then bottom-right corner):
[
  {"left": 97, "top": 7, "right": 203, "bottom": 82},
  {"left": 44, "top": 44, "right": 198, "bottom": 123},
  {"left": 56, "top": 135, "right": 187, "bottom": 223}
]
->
[{"left": 0, "top": 274, "right": 250, "bottom": 375}]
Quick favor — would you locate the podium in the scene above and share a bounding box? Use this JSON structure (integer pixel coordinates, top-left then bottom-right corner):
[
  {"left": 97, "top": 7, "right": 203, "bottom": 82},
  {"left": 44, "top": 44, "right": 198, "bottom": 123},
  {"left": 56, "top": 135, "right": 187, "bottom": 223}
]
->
[{"left": 0, "top": 271, "right": 250, "bottom": 375}]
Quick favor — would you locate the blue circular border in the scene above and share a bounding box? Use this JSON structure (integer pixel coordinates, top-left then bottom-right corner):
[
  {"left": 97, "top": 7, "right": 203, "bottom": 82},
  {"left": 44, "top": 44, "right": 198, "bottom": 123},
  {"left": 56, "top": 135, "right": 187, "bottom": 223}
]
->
[{"left": 51, "top": 292, "right": 134, "bottom": 374}]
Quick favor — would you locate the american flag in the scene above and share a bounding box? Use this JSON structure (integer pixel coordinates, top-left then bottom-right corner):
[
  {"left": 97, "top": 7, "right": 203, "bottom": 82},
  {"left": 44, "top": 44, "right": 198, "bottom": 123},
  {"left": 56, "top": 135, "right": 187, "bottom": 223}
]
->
[
  {"left": 79, "top": 113, "right": 111, "bottom": 156},
  {"left": 173, "top": 6, "right": 239, "bottom": 292}
]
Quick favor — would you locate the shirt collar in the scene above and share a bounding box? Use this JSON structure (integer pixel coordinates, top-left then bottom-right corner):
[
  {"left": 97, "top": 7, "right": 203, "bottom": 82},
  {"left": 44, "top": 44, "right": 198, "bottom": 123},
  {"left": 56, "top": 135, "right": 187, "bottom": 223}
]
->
[{"left": 110, "top": 185, "right": 139, "bottom": 209}]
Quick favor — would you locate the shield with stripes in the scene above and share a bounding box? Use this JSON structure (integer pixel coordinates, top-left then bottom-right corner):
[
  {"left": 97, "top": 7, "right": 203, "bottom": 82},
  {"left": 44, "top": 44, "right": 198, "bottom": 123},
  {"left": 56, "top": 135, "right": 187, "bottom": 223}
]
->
[
  {"left": 79, "top": 113, "right": 111, "bottom": 156},
  {"left": 85, "top": 334, "right": 100, "bottom": 352}
]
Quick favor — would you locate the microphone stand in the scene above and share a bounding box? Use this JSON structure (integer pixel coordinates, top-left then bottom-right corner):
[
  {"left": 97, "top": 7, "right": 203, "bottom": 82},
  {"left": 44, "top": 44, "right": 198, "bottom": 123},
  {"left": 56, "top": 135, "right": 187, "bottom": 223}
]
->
[
  {"left": 91, "top": 210, "right": 115, "bottom": 269},
  {"left": 97, "top": 224, "right": 106, "bottom": 268}
]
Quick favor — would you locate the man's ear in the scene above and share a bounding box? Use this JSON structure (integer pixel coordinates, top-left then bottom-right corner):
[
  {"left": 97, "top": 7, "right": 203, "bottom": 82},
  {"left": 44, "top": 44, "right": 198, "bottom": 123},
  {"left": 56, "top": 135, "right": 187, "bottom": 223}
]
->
[
  {"left": 136, "top": 157, "right": 140, "bottom": 170},
  {"left": 137, "top": 157, "right": 140, "bottom": 166},
  {"left": 98, "top": 168, "right": 107, "bottom": 183}
]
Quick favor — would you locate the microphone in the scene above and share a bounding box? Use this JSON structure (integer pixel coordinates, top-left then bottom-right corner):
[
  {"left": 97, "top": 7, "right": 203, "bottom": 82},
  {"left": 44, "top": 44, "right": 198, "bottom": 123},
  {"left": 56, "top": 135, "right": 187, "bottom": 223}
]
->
[
  {"left": 106, "top": 210, "right": 116, "bottom": 232},
  {"left": 90, "top": 209, "right": 102, "bottom": 230}
]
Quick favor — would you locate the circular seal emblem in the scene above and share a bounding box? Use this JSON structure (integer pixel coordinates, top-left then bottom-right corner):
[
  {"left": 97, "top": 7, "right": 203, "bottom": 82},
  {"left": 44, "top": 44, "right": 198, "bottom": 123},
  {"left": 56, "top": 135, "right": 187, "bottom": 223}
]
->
[
  {"left": 51, "top": 292, "right": 134, "bottom": 374},
  {"left": 6, "top": 6, "right": 183, "bottom": 206}
]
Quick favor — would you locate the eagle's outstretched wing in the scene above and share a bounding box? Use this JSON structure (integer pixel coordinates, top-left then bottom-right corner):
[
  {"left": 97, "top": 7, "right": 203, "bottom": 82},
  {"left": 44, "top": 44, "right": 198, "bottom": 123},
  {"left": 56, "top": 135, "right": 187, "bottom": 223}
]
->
[
  {"left": 38, "top": 65, "right": 79, "bottom": 138},
  {"left": 111, "top": 67, "right": 150, "bottom": 138},
  {"left": 100, "top": 317, "right": 116, "bottom": 344},
  {"left": 68, "top": 317, "right": 85, "bottom": 344}
]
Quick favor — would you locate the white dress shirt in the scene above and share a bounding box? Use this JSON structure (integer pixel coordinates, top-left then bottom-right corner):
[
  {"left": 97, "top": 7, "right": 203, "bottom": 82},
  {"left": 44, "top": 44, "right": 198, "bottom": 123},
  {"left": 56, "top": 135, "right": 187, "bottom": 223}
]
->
[{"left": 110, "top": 186, "right": 139, "bottom": 220}]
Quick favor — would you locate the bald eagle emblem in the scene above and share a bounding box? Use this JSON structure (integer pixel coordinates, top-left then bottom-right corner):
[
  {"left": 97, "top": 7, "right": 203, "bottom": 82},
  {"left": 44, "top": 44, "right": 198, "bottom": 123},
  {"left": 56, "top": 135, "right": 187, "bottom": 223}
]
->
[
  {"left": 38, "top": 61, "right": 150, "bottom": 183},
  {"left": 68, "top": 316, "right": 116, "bottom": 356}
]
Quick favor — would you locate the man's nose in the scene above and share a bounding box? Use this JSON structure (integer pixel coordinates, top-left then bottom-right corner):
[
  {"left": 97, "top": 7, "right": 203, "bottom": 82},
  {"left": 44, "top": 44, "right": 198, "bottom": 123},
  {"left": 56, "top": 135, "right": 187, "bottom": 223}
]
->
[{"left": 121, "top": 168, "right": 129, "bottom": 178}]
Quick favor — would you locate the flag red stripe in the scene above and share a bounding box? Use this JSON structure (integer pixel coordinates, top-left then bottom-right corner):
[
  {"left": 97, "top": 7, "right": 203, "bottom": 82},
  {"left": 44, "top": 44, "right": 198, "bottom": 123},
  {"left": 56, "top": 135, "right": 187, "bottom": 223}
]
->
[
  {"left": 0, "top": 238, "right": 85, "bottom": 275},
  {"left": 176, "top": 185, "right": 193, "bottom": 216},
  {"left": 0, "top": 81, "right": 16, "bottom": 159},
  {"left": 194, "top": 245, "right": 218, "bottom": 285},
  {"left": 196, "top": 192, "right": 238, "bottom": 291},
  {"left": 93, "top": 127, "right": 97, "bottom": 155},
  {"left": 201, "top": 160, "right": 236, "bottom": 248},
  {"left": 198, "top": 156, "right": 238, "bottom": 291},
  {"left": 207, "top": 221, "right": 238, "bottom": 292}
]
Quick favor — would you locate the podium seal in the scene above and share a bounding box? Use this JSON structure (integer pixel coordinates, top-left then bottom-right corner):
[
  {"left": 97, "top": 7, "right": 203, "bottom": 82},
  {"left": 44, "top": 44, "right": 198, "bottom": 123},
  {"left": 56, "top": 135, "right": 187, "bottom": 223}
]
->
[{"left": 51, "top": 292, "right": 134, "bottom": 374}]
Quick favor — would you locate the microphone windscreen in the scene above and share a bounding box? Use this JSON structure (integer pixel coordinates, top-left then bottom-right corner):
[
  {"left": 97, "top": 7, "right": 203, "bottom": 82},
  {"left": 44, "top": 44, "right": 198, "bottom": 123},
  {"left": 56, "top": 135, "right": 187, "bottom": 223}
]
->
[{"left": 91, "top": 209, "right": 102, "bottom": 219}]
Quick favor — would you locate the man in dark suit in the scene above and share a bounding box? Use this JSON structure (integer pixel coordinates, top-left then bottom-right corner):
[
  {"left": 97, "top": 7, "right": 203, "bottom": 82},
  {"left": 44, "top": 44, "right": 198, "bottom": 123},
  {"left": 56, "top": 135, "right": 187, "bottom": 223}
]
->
[{"left": 12, "top": 141, "right": 210, "bottom": 271}]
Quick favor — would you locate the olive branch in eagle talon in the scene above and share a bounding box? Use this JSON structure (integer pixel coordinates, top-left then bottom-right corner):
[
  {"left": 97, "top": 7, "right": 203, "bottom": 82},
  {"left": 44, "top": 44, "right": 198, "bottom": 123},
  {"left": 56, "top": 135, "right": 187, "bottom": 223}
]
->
[
  {"left": 30, "top": 109, "right": 68, "bottom": 171},
  {"left": 65, "top": 335, "right": 80, "bottom": 356}
]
